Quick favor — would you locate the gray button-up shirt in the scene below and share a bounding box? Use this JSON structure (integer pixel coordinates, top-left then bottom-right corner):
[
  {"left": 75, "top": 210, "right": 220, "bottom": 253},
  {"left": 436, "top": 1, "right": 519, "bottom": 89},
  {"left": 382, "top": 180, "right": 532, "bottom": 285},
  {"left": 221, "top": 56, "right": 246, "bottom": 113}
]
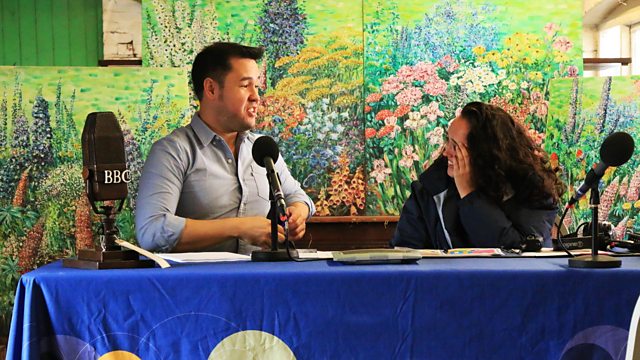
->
[{"left": 135, "top": 113, "right": 315, "bottom": 253}]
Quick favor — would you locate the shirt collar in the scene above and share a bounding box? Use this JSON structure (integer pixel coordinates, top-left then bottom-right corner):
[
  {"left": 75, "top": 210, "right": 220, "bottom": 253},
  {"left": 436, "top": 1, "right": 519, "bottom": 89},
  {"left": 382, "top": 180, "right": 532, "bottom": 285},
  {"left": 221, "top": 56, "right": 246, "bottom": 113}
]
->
[{"left": 190, "top": 112, "right": 250, "bottom": 146}]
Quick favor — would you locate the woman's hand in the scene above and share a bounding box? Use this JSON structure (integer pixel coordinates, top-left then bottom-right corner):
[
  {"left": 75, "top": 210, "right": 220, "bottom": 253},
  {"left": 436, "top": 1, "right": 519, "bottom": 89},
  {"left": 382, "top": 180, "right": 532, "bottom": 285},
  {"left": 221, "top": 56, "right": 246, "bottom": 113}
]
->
[{"left": 451, "top": 143, "right": 475, "bottom": 198}]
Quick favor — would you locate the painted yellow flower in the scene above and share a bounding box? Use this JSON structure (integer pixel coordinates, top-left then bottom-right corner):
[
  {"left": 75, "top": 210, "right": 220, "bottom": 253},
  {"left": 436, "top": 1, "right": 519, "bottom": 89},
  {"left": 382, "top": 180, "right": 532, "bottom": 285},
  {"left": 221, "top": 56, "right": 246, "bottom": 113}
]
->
[
  {"left": 473, "top": 46, "right": 486, "bottom": 56},
  {"left": 531, "top": 48, "right": 545, "bottom": 61},
  {"left": 335, "top": 95, "right": 358, "bottom": 107},
  {"left": 603, "top": 166, "right": 616, "bottom": 182},
  {"left": 553, "top": 51, "right": 569, "bottom": 63},
  {"left": 579, "top": 197, "right": 588, "bottom": 209},
  {"left": 288, "top": 62, "right": 311, "bottom": 74},
  {"left": 275, "top": 56, "right": 296, "bottom": 67},
  {"left": 527, "top": 72, "right": 543, "bottom": 81},
  {"left": 634, "top": 200, "right": 640, "bottom": 209},
  {"left": 504, "top": 37, "right": 514, "bottom": 47},
  {"left": 623, "top": 202, "right": 632, "bottom": 210},
  {"left": 312, "top": 79, "right": 332, "bottom": 88}
]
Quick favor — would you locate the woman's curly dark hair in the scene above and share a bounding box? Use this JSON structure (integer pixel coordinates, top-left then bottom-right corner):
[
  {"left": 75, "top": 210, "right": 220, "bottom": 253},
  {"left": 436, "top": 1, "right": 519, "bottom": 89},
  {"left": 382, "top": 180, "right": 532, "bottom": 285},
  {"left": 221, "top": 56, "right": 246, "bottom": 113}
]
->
[{"left": 460, "top": 101, "right": 565, "bottom": 206}]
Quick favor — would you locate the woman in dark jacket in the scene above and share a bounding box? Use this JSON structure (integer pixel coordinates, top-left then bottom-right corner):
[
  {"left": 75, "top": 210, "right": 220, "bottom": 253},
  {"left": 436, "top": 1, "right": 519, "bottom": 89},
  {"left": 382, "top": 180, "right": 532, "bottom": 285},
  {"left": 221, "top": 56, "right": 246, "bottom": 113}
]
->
[{"left": 391, "top": 101, "right": 565, "bottom": 250}]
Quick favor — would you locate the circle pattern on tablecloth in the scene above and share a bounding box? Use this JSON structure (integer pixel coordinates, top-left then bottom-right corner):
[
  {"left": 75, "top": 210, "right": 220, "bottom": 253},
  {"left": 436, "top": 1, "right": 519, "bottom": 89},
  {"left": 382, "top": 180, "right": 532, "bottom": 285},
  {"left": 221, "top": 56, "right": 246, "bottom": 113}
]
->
[{"left": 209, "top": 330, "right": 296, "bottom": 359}]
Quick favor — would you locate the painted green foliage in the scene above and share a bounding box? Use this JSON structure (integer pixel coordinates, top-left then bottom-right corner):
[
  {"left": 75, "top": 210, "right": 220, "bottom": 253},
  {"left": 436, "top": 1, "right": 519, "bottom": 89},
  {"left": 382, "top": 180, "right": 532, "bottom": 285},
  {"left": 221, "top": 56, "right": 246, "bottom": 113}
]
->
[
  {"left": 546, "top": 76, "right": 640, "bottom": 239},
  {"left": 363, "top": 0, "right": 582, "bottom": 214},
  {"left": 143, "top": 0, "right": 367, "bottom": 216},
  {"left": 143, "top": 0, "right": 582, "bottom": 216},
  {"left": 0, "top": 66, "right": 190, "bottom": 332}
]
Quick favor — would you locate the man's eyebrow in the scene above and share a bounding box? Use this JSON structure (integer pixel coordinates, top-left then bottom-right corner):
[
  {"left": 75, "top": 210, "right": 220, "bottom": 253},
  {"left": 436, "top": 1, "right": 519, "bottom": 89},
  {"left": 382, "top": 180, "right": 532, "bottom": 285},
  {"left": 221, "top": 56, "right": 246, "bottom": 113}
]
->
[{"left": 239, "top": 76, "right": 255, "bottom": 81}]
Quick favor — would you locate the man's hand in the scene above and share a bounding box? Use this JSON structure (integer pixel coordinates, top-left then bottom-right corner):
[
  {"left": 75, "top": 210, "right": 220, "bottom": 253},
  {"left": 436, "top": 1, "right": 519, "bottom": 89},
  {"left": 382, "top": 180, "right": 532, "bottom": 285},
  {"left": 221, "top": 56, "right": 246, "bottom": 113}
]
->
[
  {"left": 286, "top": 202, "right": 310, "bottom": 241},
  {"left": 451, "top": 143, "right": 475, "bottom": 198},
  {"left": 237, "top": 216, "right": 285, "bottom": 249}
]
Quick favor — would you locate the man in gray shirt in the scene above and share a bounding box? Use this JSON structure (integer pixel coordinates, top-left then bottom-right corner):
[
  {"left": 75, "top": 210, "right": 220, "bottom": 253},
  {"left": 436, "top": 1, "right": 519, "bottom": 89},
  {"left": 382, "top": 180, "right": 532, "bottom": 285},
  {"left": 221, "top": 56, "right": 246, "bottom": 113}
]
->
[{"left": 135, "top": 42, "right": 315, "bottom": 253}]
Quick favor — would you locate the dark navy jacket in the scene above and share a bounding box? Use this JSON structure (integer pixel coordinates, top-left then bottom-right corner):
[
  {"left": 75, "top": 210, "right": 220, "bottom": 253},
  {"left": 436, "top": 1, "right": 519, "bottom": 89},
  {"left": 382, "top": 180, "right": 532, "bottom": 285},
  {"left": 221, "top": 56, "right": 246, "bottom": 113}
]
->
[{"left": 391, "top": 156, "right": 558, "bottom": 249}]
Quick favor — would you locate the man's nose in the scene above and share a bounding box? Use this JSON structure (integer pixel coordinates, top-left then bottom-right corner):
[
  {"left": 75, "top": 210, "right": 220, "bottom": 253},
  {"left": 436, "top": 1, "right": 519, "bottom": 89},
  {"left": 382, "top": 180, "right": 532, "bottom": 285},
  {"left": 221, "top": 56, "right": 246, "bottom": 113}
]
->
[{"left": 249, "top": 87, "right": 260, "bottom": 101}]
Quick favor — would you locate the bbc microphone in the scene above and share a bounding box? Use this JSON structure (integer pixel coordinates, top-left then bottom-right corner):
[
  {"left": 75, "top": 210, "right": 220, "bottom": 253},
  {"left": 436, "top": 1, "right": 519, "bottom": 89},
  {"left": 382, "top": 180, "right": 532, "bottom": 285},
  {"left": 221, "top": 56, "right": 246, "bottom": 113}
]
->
[
  {"left": 63, "top": 111, "right": 155, "bottom": 269},
  {"left": 252, "top": 136, "right": 287, "bottom": 216},
  {"left": 81, "top": 111, "right": 131, "bottom": 205},
  {"left": 567, "top": 131, "right": 634, "bottom": 207}
]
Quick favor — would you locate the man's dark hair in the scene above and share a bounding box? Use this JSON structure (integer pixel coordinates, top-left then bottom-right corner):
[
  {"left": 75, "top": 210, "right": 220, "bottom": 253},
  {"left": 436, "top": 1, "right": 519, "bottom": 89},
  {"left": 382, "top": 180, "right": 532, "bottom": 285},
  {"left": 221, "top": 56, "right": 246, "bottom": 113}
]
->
[{"left": 191, "top": 42, "right": 264, "bottom": 100}]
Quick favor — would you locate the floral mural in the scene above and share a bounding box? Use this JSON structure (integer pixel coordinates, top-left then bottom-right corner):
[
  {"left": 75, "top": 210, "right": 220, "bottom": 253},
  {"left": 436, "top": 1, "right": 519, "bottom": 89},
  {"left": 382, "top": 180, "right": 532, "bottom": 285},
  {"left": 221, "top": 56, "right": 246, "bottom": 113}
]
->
[
  {"left": 143, "top": 0, "right": 582, "bottom": 216},
  {"left": 364, "top": 0, "right": 582, "bottom": 214},
  {"left": 0, "top": 67, "right": 189, "bottom": 333},
  {"left": 546, "top": 76, "right": 640, "bottom": 240}
]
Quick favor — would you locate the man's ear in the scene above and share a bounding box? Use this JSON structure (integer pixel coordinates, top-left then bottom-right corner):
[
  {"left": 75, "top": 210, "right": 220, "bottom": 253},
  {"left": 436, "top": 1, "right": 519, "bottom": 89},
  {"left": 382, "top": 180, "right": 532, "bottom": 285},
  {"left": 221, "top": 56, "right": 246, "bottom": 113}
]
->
[{"left": 203, "top": 78, "right": 219, "bottom": 100}]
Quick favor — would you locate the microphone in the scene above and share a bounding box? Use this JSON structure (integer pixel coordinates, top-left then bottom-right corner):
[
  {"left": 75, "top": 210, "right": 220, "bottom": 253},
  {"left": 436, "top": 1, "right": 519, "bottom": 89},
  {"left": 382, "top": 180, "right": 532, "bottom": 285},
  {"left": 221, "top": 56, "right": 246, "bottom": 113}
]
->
[
  {"left": 81, "top": 112, "right": 130, "bottom": 251},
  {"left": 82, "top": 112, "right": 130, "bottom": 205},
  {"left": 63, "top": 111, "right": 155, "bottom": 268},
  {"left": 252, "top": 136, "right": 287, "bottom": 216},
  {"left": 567, "top": 131, "right": 634, "bottom": 207},
  {"left": 250, "top": 136, "right": 297, "bottom": 262}
]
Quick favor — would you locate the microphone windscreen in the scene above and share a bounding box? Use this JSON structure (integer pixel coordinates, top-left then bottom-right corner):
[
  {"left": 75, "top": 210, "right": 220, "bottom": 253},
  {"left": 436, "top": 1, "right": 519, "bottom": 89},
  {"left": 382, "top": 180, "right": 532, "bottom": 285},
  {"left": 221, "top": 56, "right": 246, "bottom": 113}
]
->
[
  {"left": 600, "top": 131, "right": 635, "bottom": 167},
  {"left": 252, "top": 136, "right": 280, "bottom": 167},
  {"left": 82, "top": 112, "right": 128, "bottom": 201}
]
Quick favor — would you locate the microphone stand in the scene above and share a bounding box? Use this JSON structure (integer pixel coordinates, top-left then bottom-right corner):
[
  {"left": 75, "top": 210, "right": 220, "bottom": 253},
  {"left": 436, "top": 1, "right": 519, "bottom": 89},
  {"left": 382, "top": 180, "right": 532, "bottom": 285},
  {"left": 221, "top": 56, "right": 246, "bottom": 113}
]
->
[
  {"left": 569, "top": 183, "right": 621, "bottom": 268},
  {"left": 251, "top": 184, "right": 298, "bottom": 262},
  {"left": 98, "top": 204, "right": 121, "bottom": 251},
  {"left": 63, "top": 198, "right": 155, "bottom": 269}
]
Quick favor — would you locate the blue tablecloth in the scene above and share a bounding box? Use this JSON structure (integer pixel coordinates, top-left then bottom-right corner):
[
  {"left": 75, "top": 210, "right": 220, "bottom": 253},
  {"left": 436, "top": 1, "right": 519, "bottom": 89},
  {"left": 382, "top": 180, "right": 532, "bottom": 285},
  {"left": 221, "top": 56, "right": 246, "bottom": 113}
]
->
[{"left": 7, "top": 257, "right": 640, "bottom": 359}]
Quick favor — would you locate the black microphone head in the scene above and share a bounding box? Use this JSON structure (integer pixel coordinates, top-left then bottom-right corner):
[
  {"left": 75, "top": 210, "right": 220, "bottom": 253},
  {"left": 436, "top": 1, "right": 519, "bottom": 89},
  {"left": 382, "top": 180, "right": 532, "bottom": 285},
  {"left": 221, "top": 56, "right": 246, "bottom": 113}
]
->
[
  {"left": 81, "top": 112, "right": 129, "bottom": 202},
  {"left": 252, "top": 136, "right": 280, "bottom": 167},
  {"left": 600, "top": 131, "right": 635, "bottom": 167}
]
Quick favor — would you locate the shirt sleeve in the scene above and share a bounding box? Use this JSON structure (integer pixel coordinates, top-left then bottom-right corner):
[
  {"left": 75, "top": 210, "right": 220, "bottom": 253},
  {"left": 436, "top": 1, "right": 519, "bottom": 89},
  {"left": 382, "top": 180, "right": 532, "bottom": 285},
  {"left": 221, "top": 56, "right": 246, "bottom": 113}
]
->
[
  {"left": 275, "top": 155, "right": 316, "bottom": 218},
  {"left": 135, "top": 139, "right": 187, "bottom": 252}
]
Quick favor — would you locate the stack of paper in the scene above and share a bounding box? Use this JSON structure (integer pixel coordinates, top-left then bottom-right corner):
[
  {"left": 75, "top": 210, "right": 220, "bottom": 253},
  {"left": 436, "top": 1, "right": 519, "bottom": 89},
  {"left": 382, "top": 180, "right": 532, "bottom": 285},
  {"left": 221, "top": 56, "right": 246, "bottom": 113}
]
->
[{"left": 157, "top": 252, "right": 250, "bottom": 263}]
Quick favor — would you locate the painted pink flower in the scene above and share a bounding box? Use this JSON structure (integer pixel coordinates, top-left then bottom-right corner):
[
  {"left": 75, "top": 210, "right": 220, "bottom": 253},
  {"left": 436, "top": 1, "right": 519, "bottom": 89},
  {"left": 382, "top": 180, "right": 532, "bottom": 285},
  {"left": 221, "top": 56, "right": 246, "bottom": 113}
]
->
[
  {"left": 370, "top": 159, "right": 392, "bottom": 184},
  {"left": 626, "top": 168, "right": 640, "bottom": 202},
  {"left": 530, "top": 90, "right": 543, "bottom": 103},
  {"left": 423, "top": 79, "right": 447, "bottom": 96},
  {"left": 544, "top": 23, "right": 559, "bottom": 37},
  {"left": 404, "top": 112, "right": 426, "bottom": 130},
  {"left": 427, "top": 126, "right": 445, "bottom": 146},
  {"left": 375, "top": 109, "right": 394, "bottom": 121},
  {"left": 413, "top": 61, "right": 439, "bottom": 82},
  {"left": 395, "top": 87, "right": 423, "bottom": 106},
  {"left": 365, "top": 128, "right": 377, "bottom": 139},
  {"left": 532, "top": 101, "right": 548, "bottom": 118},
  {"left": 553, "top": 36, "right": 573, "bottom": 52},
  {"left": 567, "top": 65, "right": 579, "bottom": 77},
  {"left": 437, "top": 55, "right": 459, "bottom": 72},
  {"left": 366, "top": 93, "right": 383, "bottom": 103},
  {"left": 420, "top": 101, "right": 444, "bottom": 122},
  {"left": 381, "top": 76, "right": 404, "bottom": 94},
  {"left": 613, "top": 217, "right": 629, "bottom": 241},
  {"left": 399, "top": 145, "right": 420, "bottom": 168},
  {"left": 397, "top": 65, "right": 416, "bottom": 82},
  {"left": 527, "top": 128, "right": 545, "bottom": 147},
  {"left": 377, "top": 124, "right": 400, "bottom": 138},
  {"left": 394, "top": 105, "right": 411, "bottom": 118},
  {"left": 599, "top": 176, "right": 620, "bottom": 223}
]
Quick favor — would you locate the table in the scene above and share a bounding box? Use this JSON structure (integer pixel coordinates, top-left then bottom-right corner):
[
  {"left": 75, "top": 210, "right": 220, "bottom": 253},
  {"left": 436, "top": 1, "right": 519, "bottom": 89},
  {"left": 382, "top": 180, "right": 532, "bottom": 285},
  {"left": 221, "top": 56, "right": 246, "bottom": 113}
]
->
[{"left": 8, "top": 257, "right": 640, "bottom": 359}]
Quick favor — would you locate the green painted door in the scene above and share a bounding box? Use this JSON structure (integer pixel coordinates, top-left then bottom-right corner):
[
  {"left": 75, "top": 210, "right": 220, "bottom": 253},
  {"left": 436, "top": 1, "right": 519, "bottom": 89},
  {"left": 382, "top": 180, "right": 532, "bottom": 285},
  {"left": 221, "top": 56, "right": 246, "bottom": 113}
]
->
[{"left": 0, "top": 0, "right": 103, "bottom": 66}]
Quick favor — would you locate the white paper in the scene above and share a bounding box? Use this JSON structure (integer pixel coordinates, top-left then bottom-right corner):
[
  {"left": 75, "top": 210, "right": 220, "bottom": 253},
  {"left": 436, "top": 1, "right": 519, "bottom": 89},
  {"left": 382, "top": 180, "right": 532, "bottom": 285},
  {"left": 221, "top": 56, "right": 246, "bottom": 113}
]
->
[
  {"left": 296, "top": 250, "right": 334, "bottom": 259},
  {"left": 521, "top": 248, "right": 614, "bottom": 257},
  {"left": 158, "top": 252, "right": 250, "bottom": 263}
]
